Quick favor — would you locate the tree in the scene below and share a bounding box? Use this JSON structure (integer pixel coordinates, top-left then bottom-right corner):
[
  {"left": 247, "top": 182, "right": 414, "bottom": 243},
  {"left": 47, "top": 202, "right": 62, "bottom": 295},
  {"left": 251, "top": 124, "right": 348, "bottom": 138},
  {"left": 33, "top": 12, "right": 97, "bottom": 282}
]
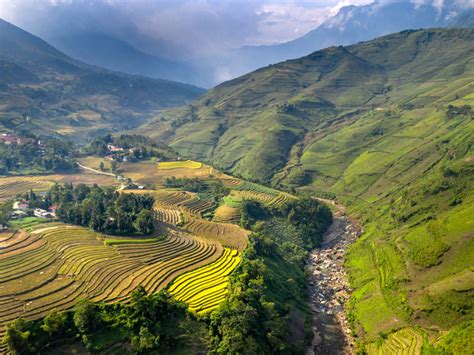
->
[
  {"left": 41, "top": 309, "right": 68, "bottom": 336},
  {"left": 99, "top": 161, "right": 105, "bottom": 171},
  {"left": 134, "top": 210, "right": 155, "bottom": 235},
  {"left": 73, "top": 301, "right": 98, "bottom": 334},
  {"left": 3, "top": 318, "right": 31, "bottom": 354},
  {"left": 110, "top": 160, "right": 118, "bottom": 173},
  {"left": 0, "top": 201, "right": 13, "bottom": 226},
  {"left": 132, "top": 326, "right": 160, "bottom": 352}
]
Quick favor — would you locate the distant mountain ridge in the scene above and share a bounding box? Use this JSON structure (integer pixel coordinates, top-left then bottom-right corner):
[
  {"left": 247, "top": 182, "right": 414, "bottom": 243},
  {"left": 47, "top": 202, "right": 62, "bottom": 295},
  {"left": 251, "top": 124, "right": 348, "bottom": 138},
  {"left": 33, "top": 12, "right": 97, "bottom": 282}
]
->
[
  {"left": 48, "top": 33, "right": 206, "bottom": 87},
  {"left": 13, "top": 1, "right": 474, "bottom": 88},
  {"left": 221, "top": 0, "right": 474, "bottom": 81},
  {"left": 0, "top": 18, "right": 205, "bottom": 141}
]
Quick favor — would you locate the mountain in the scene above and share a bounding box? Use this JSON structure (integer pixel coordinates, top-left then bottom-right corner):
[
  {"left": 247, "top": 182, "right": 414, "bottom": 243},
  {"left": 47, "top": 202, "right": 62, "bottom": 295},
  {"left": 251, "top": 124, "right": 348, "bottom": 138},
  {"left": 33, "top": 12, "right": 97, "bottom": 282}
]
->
[
  {"left": 0, "top": 18, "right": 205, "bottom": 141},
  {"left": 139, "top": 28, "right": 474, "bottom": 350},
  {"left": 217, "top": 1, "right": 474, "bottom": 82},
  {"left": 449, "top": 9, "right": 474, "bottom": 28},
  {"left": 48, "top": 33, "right": 207, "bottom": 87}
]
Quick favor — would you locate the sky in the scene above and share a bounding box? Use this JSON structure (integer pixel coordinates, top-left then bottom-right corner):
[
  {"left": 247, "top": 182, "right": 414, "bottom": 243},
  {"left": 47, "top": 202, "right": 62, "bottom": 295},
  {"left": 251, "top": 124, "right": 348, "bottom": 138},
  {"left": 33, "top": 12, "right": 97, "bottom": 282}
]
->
[
  {"left": 0, "top": 0, "right": 376, "bottom": 50},
  {"left": 0, "top": 0, "right": 472, "bottom": 55}
]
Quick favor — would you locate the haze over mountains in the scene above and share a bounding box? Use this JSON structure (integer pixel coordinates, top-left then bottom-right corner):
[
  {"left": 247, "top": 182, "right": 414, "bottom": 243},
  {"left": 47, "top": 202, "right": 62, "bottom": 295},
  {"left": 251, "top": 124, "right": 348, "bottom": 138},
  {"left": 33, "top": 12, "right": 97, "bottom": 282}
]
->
[
  {"left": 7, "top": 0, "right": 473, "bottom": 87},
  {"left": 0, "top": 18, "right": 204, "bottom": 141}
]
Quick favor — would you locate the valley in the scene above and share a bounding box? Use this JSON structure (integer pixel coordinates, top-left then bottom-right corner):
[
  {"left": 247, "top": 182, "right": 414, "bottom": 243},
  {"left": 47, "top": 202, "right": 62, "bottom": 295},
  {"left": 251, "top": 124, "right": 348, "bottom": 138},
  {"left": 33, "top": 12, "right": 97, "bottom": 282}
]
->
[
  {"left": 0, "top": 158, "right": 332, "bottom": 353},
  {"left": 0, "top": 8, "right": 472, "bottom": 353},
  {"left": 136, "top": 28, "right": 474, "bottom": 353}
]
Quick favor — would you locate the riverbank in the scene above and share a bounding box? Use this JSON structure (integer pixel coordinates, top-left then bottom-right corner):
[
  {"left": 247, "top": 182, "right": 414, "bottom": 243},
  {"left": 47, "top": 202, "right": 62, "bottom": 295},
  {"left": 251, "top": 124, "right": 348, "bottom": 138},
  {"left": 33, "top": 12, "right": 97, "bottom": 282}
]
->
[{"left": 306, "top": 209, "right": 362, "bottom": 354}]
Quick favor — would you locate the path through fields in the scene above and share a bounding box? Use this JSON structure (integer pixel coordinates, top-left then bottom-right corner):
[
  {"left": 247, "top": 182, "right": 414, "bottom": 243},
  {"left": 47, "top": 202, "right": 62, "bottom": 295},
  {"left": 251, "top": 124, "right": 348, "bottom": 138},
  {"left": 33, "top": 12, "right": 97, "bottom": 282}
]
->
[{"left": 76, "top": 162, "right": 116, "bottom": 177}]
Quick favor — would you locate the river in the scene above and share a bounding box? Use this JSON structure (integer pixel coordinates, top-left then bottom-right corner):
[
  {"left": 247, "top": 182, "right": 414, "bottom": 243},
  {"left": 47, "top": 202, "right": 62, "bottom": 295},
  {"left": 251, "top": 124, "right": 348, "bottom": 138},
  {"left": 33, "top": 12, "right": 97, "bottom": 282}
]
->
[{"left": 306, "top": 204, "right": 362, "bottom": 354}]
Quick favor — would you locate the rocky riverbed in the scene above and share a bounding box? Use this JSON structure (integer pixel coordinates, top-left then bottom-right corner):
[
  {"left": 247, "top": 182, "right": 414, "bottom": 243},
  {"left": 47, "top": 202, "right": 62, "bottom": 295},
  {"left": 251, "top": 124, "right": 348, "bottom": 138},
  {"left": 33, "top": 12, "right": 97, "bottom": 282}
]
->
[{"left": 306, "top": 208, "right": 362, "bottom": 355}]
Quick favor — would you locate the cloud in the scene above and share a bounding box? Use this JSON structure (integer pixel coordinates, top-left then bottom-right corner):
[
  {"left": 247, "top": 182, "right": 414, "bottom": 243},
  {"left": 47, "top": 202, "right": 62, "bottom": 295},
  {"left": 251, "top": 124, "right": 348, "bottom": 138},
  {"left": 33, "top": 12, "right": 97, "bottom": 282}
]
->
[
  {"left": 0, "top": 0, "right": 381, "bottom": 52},
  {"left": 411, "top": 0, "right": 474, "bottom": 11},
  {"left": 1, "top": 0, "right": 472, "bottom": 58}
]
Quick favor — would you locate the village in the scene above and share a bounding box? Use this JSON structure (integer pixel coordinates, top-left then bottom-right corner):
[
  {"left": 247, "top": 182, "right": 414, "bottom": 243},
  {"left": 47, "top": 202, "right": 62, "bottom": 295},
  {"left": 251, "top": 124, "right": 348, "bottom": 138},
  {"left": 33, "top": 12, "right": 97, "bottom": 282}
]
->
[
  {"left": 0, "top": 133, "right": 44, "bottom": 148},
  {"left": 10, "top": 200, "right": 58, "bottom": 220},
  {"left": 104, "top": 143, "right": 140, "bottom": 162}
]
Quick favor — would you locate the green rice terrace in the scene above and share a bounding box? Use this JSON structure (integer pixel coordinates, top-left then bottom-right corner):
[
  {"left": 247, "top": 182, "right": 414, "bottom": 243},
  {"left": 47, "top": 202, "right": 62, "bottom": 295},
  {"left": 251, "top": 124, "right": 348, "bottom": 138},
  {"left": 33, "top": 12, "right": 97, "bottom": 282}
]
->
[{"left": 0, "top": 159, "right": 311, "bottom": 353}]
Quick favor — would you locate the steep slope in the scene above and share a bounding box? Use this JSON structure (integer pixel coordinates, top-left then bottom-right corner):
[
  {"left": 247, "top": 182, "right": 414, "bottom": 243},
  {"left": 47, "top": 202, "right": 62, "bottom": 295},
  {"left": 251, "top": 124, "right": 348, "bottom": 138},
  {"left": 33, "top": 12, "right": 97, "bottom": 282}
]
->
[
  {"left": 140, "top": 28, "right": 474, "bottom": 351},
  {"left": 0, "top": 18, "right": 204, "bottom": 141}
]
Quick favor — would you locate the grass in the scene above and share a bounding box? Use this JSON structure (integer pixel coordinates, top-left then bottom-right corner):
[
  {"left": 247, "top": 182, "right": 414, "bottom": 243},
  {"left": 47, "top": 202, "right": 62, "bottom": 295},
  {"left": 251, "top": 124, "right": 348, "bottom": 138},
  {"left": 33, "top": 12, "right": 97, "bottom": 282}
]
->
[{"left": 9, "top": 217, "right": 48, "bottom": 230}]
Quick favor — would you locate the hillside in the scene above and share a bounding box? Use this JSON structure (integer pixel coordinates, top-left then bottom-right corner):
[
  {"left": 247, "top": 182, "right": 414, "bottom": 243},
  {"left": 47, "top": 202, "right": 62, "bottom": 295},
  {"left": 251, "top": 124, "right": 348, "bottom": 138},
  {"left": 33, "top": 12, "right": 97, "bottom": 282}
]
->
[
  {"left": 140, "top": 28, "right": 474, "bottom": 351},
  {"left": 0, "top": 19, "right": 204, "bottom": 142}
]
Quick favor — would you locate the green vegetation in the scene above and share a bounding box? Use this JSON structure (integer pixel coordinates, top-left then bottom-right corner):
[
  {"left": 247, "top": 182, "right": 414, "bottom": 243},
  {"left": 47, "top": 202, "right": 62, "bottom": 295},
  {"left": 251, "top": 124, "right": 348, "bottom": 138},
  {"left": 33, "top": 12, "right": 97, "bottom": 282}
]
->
[
  {"left": 3, "top": 289, "right": 207, "bottom": 354},
  {"left": 138, "top": 28, "right": 474, "bottom": 351},
  {"left": 209, "top": 199, "right": 332, "bottom": 353},
  {"left": 84, "top": 134, "right": 177, "bottom": 162},
  {"left": 24, "top": 183, "right": 155, "bottom": 235},
  {"left": 0, "top": 135, "right": 76, "bottom": 175}
]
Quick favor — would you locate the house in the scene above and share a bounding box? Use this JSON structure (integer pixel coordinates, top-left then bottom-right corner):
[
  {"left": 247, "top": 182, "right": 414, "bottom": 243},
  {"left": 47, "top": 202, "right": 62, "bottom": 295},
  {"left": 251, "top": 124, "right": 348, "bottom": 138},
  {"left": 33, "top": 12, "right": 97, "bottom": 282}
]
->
[
  {"left": 11, "top": 210, "right": 27, "bottom": 219},
  {"left": 34, "top": 208, "right": 54, "bottom": 219},
  {"left": 0, "top": 133, "right": 35, "bottom": 146},
  {"left": 107, "top": 144, "right": 123, "bottom": 152},
  {"left": 13, "top": 201, "right": 29, "bottom": 211},
  {"left": 34, "top": 208, "right": 47, "bottom": 217}
]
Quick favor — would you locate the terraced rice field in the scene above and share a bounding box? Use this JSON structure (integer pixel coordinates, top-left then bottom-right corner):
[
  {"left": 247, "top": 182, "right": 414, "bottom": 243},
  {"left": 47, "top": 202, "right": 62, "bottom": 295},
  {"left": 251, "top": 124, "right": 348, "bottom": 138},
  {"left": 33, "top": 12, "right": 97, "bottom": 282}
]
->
[
  {"left": 168, "top": 248, "right": 241, "bottom": 315},
  {"left": 0, "top": 160, "right": 296, "bottom": 352},
  {"left": 213, "top": 204, "right": 241, "bottom": 224},
  {"left": 0, "top": 172, "right": 117, "bottom": 202},
  {"left": 227, "top": 189, "right": 296, "bottom": 208},
  {"left": 123, "top": 189, "right": 215, "bottom": 218},
  {"left": 154, "top": 207, "right": 181, "bottom": 225},
  {"left": 0, "top": 177, "right": 52, "bottom": 201},
  {"left": 0, "top": 224, "right": 222, "bottom": 346},
  {"left": 157, "top": 160, "right": 202, "bottom": 169},
  {"left": 366, "top": 328, "right": 424, "bottom": 354},
  {"left": 182, "top": 213, "right": 248, "bottom": 250}
]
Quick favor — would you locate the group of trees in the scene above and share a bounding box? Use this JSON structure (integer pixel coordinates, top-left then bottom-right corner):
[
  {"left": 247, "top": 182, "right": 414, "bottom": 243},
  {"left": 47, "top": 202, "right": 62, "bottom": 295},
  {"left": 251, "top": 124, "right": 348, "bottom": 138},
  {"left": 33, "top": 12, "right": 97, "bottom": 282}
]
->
[
  {"left": 24, "top": 183, "right": 155, "bottom": 235},
  {"left": 3, "top": 288, "right": 206, "bottom": 354},
  {"left": 85, "top": 134, "right": 176, "bottom": 162},
  {"left": 0, "top": 136, "right": 76, "bottom": 175},
  {"left": 210, "top": 198, "right": 333, "bottom": 353},
  {"left": 446, "top": 104, "right": 472, "bottom": 119}
]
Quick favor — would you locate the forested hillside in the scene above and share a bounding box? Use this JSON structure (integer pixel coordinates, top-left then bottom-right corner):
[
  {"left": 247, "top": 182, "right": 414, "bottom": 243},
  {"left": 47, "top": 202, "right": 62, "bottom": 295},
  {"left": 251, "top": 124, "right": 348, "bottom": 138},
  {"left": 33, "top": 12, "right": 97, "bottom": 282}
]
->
[
  {"left": 0, "top": 19, "right": 204, "bottom": 142},
  {"left": 140, "top": 28, "right": 474, "bottom": 350}
]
